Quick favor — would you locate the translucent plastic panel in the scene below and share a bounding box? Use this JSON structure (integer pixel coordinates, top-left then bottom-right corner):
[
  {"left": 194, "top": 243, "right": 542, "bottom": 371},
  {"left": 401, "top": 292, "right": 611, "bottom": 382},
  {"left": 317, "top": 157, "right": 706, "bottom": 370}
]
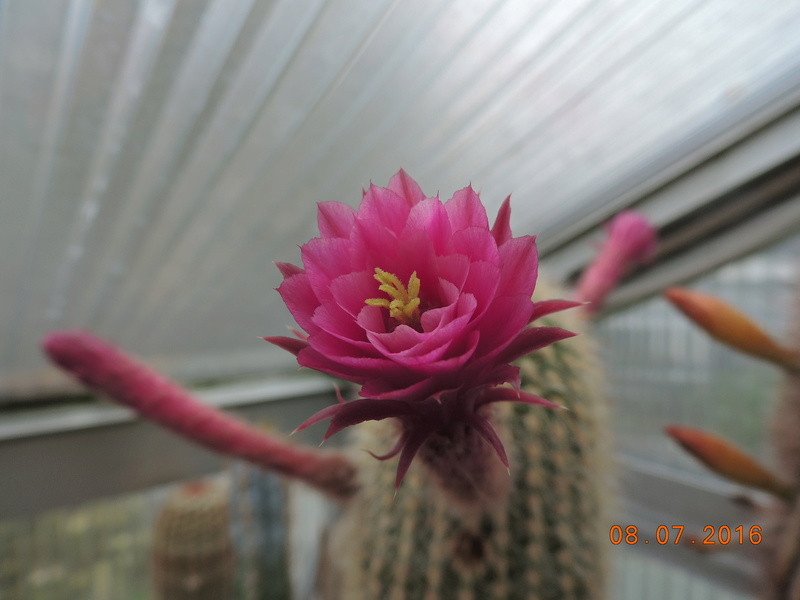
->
[{"left": 3, "top": 0, "right": 800, "bottom": 396}]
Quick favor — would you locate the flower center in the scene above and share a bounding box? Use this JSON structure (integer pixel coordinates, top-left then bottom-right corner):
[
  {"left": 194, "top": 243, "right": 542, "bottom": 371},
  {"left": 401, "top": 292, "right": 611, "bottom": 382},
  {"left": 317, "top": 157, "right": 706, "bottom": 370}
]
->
[{"left": 365, "top": 268, "right": 421, "bottom": 327}]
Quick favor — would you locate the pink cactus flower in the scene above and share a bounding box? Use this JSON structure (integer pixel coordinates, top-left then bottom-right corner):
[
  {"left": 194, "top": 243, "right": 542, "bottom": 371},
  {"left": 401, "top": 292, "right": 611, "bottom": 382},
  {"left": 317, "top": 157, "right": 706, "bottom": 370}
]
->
[{"left": 266, "top": 170, "right": 578, "bottom": 489}]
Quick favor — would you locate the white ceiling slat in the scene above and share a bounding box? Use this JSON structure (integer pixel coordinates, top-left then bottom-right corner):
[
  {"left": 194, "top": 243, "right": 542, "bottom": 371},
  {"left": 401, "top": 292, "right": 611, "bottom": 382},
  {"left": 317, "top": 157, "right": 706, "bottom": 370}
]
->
[
  {"left": 128, "top": 0, "right": 452, "bottom": 353},
  {"left": 144, "top": 0, "right": 516, "bottom": 351},
  {"left": 458, "top": 0, "right": 706, "bottom": 196},
  {"left": 114, "top": 0, "right": 332, "bottom": 350},
  {"left": 2, "top": 0, "right": 95, "bottom": 371},
  {"left": 510, "top": 0, "right": 800, "bottom": 226},
  {"left": 3, "top": 0, "right": 800, "bottom": 397},
  {"left": 46, "top": 0, "right": 178, "bottom": 329},
  {"left": 62, "top": 0, "right": 254, "bottom": 334},
  {"left": 101, "top": 0, "right": 332, "bottom": 344},
  {"left": 122, "top": 0, "right": 396, "bottom": 353},
  {"left": 45, "top": 0, "right": 212, "bottom": 342}
]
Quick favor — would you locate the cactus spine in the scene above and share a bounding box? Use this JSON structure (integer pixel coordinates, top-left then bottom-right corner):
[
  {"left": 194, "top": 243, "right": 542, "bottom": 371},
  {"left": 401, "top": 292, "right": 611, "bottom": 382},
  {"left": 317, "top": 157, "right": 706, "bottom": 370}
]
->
[
  {"left": 328, "top": 282, "right": 609, "bottom": 600},
  {"left": 152, "top": 481, "right": 235, "bottom": 600}
]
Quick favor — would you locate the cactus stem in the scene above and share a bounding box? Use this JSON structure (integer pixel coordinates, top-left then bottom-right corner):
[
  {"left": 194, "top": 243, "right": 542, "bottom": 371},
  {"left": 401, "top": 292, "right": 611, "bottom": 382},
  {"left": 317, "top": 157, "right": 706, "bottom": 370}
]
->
[{"left": 42, "top": 330, "right": 359, "bottom": 502}]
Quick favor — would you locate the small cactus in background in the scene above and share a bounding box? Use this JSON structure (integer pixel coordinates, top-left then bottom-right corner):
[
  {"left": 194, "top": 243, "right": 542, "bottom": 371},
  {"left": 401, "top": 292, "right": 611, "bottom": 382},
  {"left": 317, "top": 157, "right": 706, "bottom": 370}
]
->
[
  {"left": 152, "top": 480, "right": 235, "bottom": 600},
  {"left": 42, "top": 173, "right": 656, "bottom": 599},
  {"left": 664, "top": 286, "right": 800, "bottom": 599}
]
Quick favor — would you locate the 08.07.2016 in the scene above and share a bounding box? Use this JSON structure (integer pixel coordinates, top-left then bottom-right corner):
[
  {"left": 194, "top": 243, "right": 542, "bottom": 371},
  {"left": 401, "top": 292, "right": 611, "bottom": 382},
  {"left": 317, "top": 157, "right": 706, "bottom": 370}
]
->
[{"left": 609, "top": 524, "right": 762, "bottom": 545}]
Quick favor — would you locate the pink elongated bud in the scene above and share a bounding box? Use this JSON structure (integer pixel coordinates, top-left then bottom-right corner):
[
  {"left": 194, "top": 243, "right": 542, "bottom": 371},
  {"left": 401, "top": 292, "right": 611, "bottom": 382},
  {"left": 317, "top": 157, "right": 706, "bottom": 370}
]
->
[
  {"left": 665, "top": 425, "right": 794, "bottom": 501},
  {"left": 42, "top": 331, "right": 358, "bottom": 501},
  {"left": 575, "top": 211, "right": 657, "bottom": 314},
  {"left": 665, "top": 287, "right": 799, "bottom": 371}
]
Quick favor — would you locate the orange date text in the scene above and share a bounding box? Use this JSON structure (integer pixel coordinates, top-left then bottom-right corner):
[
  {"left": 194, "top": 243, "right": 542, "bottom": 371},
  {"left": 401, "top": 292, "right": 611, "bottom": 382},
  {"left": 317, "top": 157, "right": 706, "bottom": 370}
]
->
[{"left": 608, "top": 525, "right": 762, "bottom": 545}]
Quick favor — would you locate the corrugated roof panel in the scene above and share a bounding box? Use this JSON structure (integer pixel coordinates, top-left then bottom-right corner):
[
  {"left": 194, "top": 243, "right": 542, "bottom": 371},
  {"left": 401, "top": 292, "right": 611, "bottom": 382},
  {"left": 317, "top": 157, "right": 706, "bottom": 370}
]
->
[{"left": 2, "top": 0, "right": 800, "bottom": 397}]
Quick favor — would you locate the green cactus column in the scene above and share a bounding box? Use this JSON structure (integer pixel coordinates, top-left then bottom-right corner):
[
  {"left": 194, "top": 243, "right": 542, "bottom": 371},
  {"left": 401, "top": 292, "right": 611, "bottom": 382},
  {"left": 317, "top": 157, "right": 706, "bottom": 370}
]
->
[
  {"left": 329, "top": 282, "right": 610, "bottom": 600},
  {"left": 152, "top": 480, "right": 236, "bottom": 600}
]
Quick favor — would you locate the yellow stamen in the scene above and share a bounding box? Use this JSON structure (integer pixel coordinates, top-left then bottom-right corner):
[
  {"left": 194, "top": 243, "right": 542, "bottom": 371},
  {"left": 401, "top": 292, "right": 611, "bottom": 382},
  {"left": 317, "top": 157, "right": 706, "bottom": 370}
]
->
[{"left": 365, "top": 268, "right": 421, "bottom": 326}]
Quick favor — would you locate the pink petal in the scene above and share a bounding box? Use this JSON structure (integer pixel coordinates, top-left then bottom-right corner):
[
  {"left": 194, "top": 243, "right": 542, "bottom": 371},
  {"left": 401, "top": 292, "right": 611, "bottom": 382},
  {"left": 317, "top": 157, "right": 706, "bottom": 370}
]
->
[
  {"left": 419, "top": 301, "right": 457, "bottom": 333},
  {"left": 263, "top": 336, "right": 308, "bottom": 356},
  {"left": 432, "top": 253, "right": 470, "bottom": 292},
  {"left": 434, "top": 278, "right": 461, "bottom": 307},
  {"left": 491, "top": 195, "right": 512, "bottom": 246},
  {"left": 370, "top": 333, "right": 454, "bottom": 367},
  {"left": 388, "top": 169, "right": 427, "bottom": 206},
  {"left": 450, "top": 227, "right": 499, "bottom": 264},
  {"left": 351, "top": 218, "right": 400, "bottom": 267},
  {"left": 312, "top": 303, "right": 371, "bottom": 345},
  {"left": 329, "top": 271, "right": 380, "bottom": 318},
  {"left": 475, "top": 293, "right": 534, "bottom": 354},
  {"left": 295, "top": 347, "right": 369, "bottom": 382},
  {"left": 529, "top": 299, "right": 584, "bottom": 323},
  {"left": 358, "top": 184, "right": 411, "bottom": 235},
  {"left": 413, "top": 330, "right": 480, "bottom": 375},
  {"left": 317, "top": 201, "right": 356, "bottom": 238},
  {"left": 302, "top": 237, "right": 353, "bottom": 302},
  {"left": 305, "top": 330, "right": 382, "bottom": 363},
  {"left": 496, "top": 235, "right": 538, "bottom": 298},
  {"left": 276, "top": 273, "right": 320, "bottom": 333},
  {"left": 462, "top": 261, "right": 500, "bottom": 318},
  {"left": 355, "top": 304, "right": 388, "bottom": 334},
  {"left": 418, "top": 292, "right": 476, "bottom": 335},
  {"left": 446, "top": 185, "right": 489, "bottom": 231},
  {"left": 402, "top": 197, "right": 452, "bottom": 254}
]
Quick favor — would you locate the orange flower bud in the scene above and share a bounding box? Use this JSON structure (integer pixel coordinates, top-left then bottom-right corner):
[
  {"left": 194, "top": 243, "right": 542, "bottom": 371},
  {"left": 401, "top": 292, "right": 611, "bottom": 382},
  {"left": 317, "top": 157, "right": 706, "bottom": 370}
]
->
[
  {"left": 665, "top": 425, "right": 794, "bottom": 501},
  {"left": 664, "top": 287, "right": 798, "bottom": 370}
]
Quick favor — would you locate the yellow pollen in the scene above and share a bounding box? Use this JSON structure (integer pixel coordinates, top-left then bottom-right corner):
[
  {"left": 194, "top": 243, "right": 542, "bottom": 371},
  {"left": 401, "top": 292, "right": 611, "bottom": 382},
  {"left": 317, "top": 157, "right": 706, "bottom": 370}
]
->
[{"left": 365, "top": 268, "right": 421, "bottom": 325}]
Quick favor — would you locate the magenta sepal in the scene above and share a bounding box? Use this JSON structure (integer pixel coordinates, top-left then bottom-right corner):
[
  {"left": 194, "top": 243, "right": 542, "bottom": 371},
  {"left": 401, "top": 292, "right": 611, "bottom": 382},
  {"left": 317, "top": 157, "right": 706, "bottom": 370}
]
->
[
  {"left": 476, "top": 386, "right": 563, "bottom": 410},
  {"left": 463, "top": 412, "right": 509, "bottom": 468},
  {"left": 263, "top": 335, "right": 308, "bottom": 356},
  {"left": 498, "top": 326, "right": 576, "bottom": 364},
  {"left": 394, "top": 426, "right": 435, "bottom": 490},
  {"left": 529, "top": 299, "right": 584, "bottom": 323}
]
